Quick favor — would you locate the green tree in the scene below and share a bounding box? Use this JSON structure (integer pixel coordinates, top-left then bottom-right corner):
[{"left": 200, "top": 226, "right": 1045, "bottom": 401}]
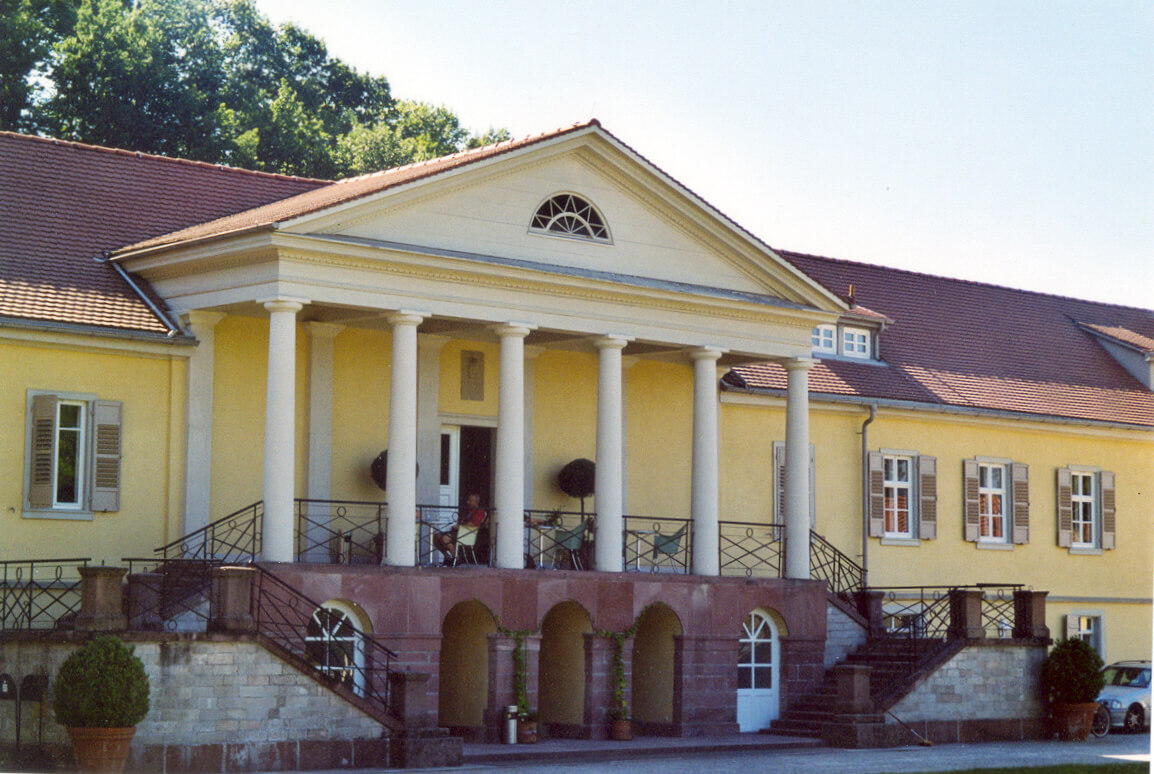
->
[
  {"left": 0, "top": 0, "right": 76, "bottom": 130},
  {"left": 9, "top": 0, "right": 507, "bottom": 178}
]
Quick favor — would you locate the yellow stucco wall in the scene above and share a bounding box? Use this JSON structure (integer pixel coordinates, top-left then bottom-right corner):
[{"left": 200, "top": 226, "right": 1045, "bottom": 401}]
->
[
  {"left": 0, "top": 336, "right": 188, "bottom": 563},
  {"left": 722, "top": 394, "right": 1154, "bottom": 664}
]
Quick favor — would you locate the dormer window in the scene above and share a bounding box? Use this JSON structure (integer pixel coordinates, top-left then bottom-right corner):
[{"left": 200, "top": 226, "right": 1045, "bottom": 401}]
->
[
  {"left": 811, "top": 323, "right": 878, "bottom": 360},
  {"left": 530, "top": 193, "right": 611, "bottom": 242},
  {"left": 842, "top": 327, "right": 871, "bottom": 358},
  {"left": 812, "top": 324, "right": 836, "bottom": 354}
]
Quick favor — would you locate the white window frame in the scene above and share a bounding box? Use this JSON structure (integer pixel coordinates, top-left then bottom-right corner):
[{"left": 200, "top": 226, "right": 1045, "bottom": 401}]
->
[
  {"left": 1069, "top": 612, "right": 1105, "bottom": 656},
  {"left": 811, "top": 324, "right": 836, "bottom": 355},
  {"left": 52, "top": 399, "right": 87, "bottom": 510},
  {"left": 841, "top": 326, "right": 871, "bottom": 359},
  {"left": 24, "top": 390, "right": 97, "bottom": 520},
  {"left": 1070, "top": 471, "right": 1097, "bottom": 548},
  {"left": 978, "top": 462, "right": 1008, "bottom": 543},
  {"left": 883, "top": 454, "right": 914, "bottom": 539}
]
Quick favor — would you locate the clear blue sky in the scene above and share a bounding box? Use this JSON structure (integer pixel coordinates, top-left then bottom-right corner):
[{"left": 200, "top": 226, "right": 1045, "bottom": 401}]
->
[{"left": 255, "top": 0, "right": 1152, "bottom": 309}]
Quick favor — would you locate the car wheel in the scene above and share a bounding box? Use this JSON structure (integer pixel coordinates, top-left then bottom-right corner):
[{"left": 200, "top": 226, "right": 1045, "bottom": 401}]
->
[{"left": 1122, "top": 705, "right": 1144, "bottom": 733}]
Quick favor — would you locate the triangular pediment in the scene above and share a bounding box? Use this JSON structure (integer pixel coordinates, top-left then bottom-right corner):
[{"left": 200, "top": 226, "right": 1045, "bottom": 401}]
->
[{"left": 277, "top": 126, "right": 844, "bottom": 313}]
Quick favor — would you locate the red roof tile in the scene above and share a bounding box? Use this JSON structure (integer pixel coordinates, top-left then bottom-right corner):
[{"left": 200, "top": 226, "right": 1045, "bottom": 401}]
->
[
  {"left": 0, "top": 132, "right": 327, "bottom": 334},
  {"left": 729, "top": 252, "right": 1154, "bottom": 427},
  {"left": 1078, "top": 323, "right": 1154, "bottom": 354}
]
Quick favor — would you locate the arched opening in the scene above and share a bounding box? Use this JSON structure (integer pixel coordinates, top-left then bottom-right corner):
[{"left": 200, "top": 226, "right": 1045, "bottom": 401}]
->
[
  {"left": 736, "top": 607, "right": 782, "bottom": 732},
  {"left": 439, "top": 600, "right": 496, "bottom": 736},
  {"left": 631, "top": 603, "right": 683, "bottom": 729},
  {"left": 305, "top": 599, "right": 372, "bottom": 696},
  {"left": 538, "top": 601, "right": 592, "bottom": 735}
]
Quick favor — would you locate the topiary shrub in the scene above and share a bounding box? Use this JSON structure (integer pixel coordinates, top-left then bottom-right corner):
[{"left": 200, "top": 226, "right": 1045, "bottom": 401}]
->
[
  {"left": 1040, "top": 638, "right": 1105, "bottom": 706},
  {"left": 53, "top": 636, "right": 150, "bottom": 728},
  {"left": 558, "top": 458, "right": 595, "bottom": 514}
]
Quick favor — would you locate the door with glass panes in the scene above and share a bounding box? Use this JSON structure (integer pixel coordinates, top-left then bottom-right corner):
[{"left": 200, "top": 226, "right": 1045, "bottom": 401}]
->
[{"left": 736, "top": 610, "right": 779, "bottom": 731}]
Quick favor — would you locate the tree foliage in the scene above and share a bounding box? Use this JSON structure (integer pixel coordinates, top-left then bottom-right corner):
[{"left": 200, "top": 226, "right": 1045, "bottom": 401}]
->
[{"left": 4, "top": 0, "right": 506, "bottom": 178}]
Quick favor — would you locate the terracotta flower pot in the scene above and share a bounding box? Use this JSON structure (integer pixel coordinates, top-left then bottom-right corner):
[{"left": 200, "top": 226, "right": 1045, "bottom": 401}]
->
[
  {"left": 609, "top": 717, "right": 633, "bottom": 741},
  {"left": 516, "top": 719, "right": 538, "bottom": 744},
  {"left": 67, "top": 727, "right": 136, "bottom": 773},
  {"left": 1053, "top": 702, "right": 1099, "bottom": 741}
]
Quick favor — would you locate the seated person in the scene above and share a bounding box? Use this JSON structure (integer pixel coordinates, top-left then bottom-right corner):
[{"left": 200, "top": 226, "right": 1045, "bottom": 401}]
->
[{"left": 434, "top": 494, "right": 487, "bottom": 564}]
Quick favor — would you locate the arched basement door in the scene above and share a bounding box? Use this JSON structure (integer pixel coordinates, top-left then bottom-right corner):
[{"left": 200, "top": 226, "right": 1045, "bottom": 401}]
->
[
  {"left": 306, "top": 600, "right": 370, "bottom": 696},
  {"left": 736, "top": 609, "right": 780, "bottom": 732}
]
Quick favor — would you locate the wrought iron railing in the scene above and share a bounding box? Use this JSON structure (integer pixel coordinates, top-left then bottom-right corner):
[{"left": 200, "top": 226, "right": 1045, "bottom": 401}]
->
[
  {"left": 979, "top": 585, "right": 1021, "bottom": 639},
  {"left": 250, "top": 566, "right": 400, "bottom": 724},
  {"left": 0, "top": 558, "right": 88, "bottom": 631},
  {"left": 297, "top": 499, "right": 386, "bottom": 565},
  {"left": 155, "top": 501, "right": 262, "bottom": 563},
  {"left": 875, "top": 584, "right": 1025, "bottom": 641},
  {"left": 809, "top": 529, "right": 865, "bottom": 595},
  {"left": 622, "top": 515, "right": 692, "bottom": 574},
  {"left": 718, "top": 521, "right": 784, "bottom": 578},
  {"left": 523, "top": 510, "right": 590, "bottom": 570}
]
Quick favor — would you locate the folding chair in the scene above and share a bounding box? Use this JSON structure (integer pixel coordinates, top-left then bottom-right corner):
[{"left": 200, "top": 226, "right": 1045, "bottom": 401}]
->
[
  {"left": 651, "top": 524, "right": 687, "bottom": 572},
  {"left": 552, "top": 524, "right": 586, "bottom": 570}
]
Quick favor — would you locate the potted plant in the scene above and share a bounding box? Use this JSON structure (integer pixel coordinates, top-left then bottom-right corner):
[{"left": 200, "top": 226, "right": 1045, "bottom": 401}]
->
[
  {"left": 53, "top": 635, "right": 151, "bottom": 773},
  {"left": 1040, "top": 638, "right": 1105, "bottom": 741},
  {"left": 598, "top": 624, "right": 638, "bottom": 741},
  {"left": 508, "top": 629, "right": 538, "bottom": 744}
]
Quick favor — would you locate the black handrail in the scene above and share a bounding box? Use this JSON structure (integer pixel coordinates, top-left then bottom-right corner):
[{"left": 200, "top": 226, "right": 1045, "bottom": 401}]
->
[
  {"left": 622, "top": 515, "right": 692, "bottom": 574},
  {"left": 809, "top": 529, "right": 865, "bottom": 595},
  {"left": 0, "top": 558, "right": 89, "bottom": 631},
  {"left": 250, "top": 565, "right": 401, "bottom": 724}
]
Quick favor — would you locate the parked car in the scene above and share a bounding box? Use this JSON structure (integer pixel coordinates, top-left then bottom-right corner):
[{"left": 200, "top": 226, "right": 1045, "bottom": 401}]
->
[{"left": 1096, "top": 661, "right": 1150, "bottom": 733}]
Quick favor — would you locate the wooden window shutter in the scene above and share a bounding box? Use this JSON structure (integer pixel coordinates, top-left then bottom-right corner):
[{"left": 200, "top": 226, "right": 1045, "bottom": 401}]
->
[
  {"left": 1010, "top": 462, "right": 1030, "bottom": 545},
  {"left": 1064, "top": 614, "right": 1080, "bottom": 641},
  {"left": 1100, "top": 471, "right": 1116, "bottom": 550},
  {"left": 90, "top": 400, "right": 122, "bottom": 512},
  {"left": 29, "top": 394, "right": 58, "bottom": 509},
  {"left": 962, "top": 459, "right": 980, "bottom": 542},
  {"left": 1056, "top": 468, "right": 1073, "bottom": 548},
  {"left": 772, "top": 442, "right": 785, "bottom": 524},
  {"left": 867, "top": 452, "right": 884, "bottom": 537},
  {"left": 918, "top": 455, "right": 937, "bottom": 540},
  {"left": 809, "top": 444, "right": 816, "bottom": 529}
]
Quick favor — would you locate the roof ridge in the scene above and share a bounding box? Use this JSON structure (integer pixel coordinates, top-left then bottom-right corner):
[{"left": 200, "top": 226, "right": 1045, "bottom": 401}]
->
[
  {"left": 0, "top": 130, "right": 333, "bottom": 185},
  {"left": 779, "top": 247, "right": 1152, "bottom": 314},
  {"left": 332, "top": 119, "right": 602, "bottom": 184}
]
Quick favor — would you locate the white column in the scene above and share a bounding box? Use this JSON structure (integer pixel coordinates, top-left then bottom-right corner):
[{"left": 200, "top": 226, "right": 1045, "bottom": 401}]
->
[
  {"left": 304, "top": 322, "right": 343, "bottom": 561},
  {"left": 261, "top": 298, "right": 306, "bottom": 563},
  {"left": 594, "top": 336, "right": 629, "bottom": 572},
  {"left": 494, "top": 323, "right": 533, "bottom": 569},
  {"left": 182, "top": 310, "right": 225, "bottom": 534},
  {"left": 784, "top": 358, "right": 815, "bottom": 580},
  {"left": 385, "top": 312, "right": 424, "bottom": 566},
  {"left": 690, "top": 347, "right": 724, "bottom": 576},
  {"left": 416, "top": 334, "right": 449, "bottom": 508}
]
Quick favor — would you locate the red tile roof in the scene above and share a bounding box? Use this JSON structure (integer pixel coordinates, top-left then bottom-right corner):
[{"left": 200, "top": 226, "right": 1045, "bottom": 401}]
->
[
  {"left": 0, "top": 132, "right": 327, "bottom": 334},
  {"left": 728, "top": 251, "right": 1154, "bottom": 427},
  {"left": 116, "top": 120, "right": 604, "bottom": 256},
  {"left": 1078, "top": 323, "right": 1154, "bottom": 354}
]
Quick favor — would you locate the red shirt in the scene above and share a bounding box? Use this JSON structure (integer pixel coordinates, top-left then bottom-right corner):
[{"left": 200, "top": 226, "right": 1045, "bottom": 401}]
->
[{"left": 461, "top": 507, "right": 485, "bottom": 527}]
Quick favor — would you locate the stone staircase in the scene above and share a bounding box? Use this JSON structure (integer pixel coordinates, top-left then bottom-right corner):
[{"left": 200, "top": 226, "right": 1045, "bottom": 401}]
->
[{"left": 768, "top": 636, "right": 950, "bottom": 739}]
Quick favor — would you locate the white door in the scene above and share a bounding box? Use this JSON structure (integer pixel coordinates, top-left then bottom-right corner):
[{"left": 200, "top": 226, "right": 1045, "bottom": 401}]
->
[
  {"left": 439, "top": 426, "right": 460, "bottom": 508},
  {"left": 736, "top": 610, "right": 780, "bottom": 731}
]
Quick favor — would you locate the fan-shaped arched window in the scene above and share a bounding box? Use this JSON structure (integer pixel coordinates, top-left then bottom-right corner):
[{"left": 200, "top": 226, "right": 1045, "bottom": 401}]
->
[
  {"left": 530, "top": 193, "right": 611, "bottom": 242},
  {"left": 306, "top": 602, "right": 367, "bottom": 695}
]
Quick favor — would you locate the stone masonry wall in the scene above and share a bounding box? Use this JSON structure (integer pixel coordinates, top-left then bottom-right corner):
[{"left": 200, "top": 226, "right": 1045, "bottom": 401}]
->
[
  {"left": 0, "top": 634, "right": 382, "bottom": 749},
  {"left": 824, "top": 600, "right": 868, "bottom": 669},
  {"left": 889, "top": 641, "right": 1046, "bottom": 723}
]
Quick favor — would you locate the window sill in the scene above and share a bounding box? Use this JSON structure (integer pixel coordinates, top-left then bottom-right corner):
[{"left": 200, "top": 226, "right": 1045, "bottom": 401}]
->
[
  {"left": 22, "top": 508, "right": 94, "bottom": 521},
  {"left": 880, "top": 537, "right": 920, "bottom": 547},
  {"left": 976, "top": 541, "right": 1014, "bottom": 551},
  {"left": 1069, "top": 546, "right": 1103, "bottom": 556}
]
